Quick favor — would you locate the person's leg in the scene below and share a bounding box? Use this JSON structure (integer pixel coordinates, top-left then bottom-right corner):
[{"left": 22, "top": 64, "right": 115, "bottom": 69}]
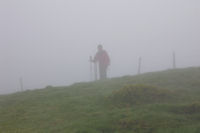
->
[
  {"left": 99, "top": 65, "right": 107, "bottom": 80},
  {"left": 102, "top": 68, "right": 107, "bottom": 79},
  {"left": 99, "top": 66, "right": 103, "bottom": 80}
]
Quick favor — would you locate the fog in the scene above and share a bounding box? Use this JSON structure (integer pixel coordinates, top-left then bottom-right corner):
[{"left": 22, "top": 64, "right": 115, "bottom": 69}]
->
[{"left": 1, "top": 0, "right": 200, "bottom": 94}]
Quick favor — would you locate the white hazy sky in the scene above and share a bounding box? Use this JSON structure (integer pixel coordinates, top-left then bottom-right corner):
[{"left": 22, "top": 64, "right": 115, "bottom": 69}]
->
[{"left": 0, "top": 0, "right": 200, "bottom": 94}]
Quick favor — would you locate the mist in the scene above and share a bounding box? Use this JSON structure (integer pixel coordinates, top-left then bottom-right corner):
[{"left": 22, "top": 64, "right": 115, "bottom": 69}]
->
[{"left": 1, "top": 0, "right": 200, "bottom": 94}]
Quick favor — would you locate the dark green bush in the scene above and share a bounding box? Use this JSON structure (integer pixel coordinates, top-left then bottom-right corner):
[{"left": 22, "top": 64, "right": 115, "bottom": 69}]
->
[
  {"left": 109, "top": 84, "right": 174, "bottom": 105},
  {"left": 171, "top": 102, "right": 200, "bottom": 115}
]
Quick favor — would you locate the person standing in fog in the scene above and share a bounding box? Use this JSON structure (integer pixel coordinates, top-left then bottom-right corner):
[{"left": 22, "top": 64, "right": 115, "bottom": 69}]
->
[{"left": 93, "top": 45, "right": 110, "bottom": 80}]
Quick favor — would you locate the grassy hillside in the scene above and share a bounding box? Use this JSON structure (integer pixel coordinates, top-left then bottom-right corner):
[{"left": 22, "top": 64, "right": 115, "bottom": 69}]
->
[{"left": 1, "top": 67, "right": 200, "bottom": 133}]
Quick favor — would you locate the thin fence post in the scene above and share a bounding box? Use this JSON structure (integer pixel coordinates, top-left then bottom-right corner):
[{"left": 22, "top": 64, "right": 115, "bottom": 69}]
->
[
  {"left": 138, "top": 57, "right": 142, "bottom": 75},
  {"left": 173, "top": 52, "right": 176, "bottom": 69}
]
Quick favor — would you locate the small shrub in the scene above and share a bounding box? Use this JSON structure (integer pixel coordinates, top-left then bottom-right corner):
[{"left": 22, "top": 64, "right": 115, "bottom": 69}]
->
[
  {"left": 45, "top": 85, "right": 53, "bottom": 89},
  {"left": 109, "top": 84, "right": 174, "bottom": 106},
  {"left": 171, "top": 102, "right": 200, "bottom": 115}
]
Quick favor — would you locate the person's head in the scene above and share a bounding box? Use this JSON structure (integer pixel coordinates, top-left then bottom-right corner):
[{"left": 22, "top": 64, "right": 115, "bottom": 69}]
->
[{"left": 97, "top": 44, "right": 103, "bottom": 51}]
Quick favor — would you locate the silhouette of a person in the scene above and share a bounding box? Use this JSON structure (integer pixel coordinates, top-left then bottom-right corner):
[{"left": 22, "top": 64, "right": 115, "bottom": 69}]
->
[{"left": 93, "top": 45, "right": 110, "bottom": 80}]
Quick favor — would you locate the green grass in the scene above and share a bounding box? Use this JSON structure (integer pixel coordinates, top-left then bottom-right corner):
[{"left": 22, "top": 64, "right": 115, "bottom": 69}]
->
[{"left": 1, "top": 67, "right": 200, "bottom": 132}]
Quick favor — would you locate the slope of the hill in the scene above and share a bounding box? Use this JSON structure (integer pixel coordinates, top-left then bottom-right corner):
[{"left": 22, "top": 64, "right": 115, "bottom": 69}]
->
[{"left": 0, "top": 67, "right": 200, "bottom": 133}]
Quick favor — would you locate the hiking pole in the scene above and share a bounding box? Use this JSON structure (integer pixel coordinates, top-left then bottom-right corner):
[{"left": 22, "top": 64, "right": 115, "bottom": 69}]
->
[
  {"left": 89, "top": 56, "right": 93, "bottom": 81},
  {"left": 107, "top": 65, "right": 110, "bottom": 79},
  {"left": 94, "top": 61, "right": 98, "bottom": 81}
]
